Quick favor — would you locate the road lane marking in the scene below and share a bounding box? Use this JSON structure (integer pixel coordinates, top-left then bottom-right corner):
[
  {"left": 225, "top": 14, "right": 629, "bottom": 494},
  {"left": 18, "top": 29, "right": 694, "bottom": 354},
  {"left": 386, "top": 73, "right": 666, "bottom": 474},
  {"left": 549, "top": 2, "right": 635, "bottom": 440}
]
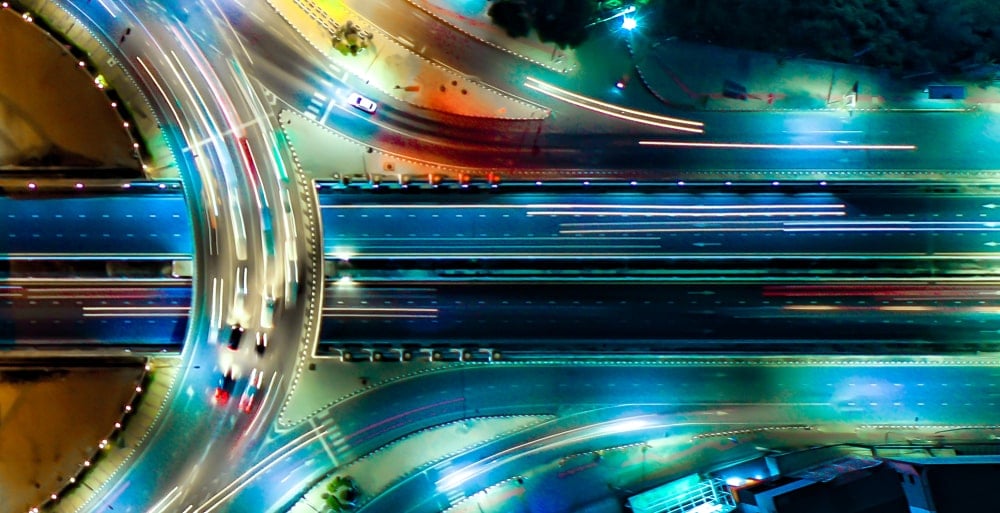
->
[{"left": 309, "top": 417, "right": 339, "bottom": 466}]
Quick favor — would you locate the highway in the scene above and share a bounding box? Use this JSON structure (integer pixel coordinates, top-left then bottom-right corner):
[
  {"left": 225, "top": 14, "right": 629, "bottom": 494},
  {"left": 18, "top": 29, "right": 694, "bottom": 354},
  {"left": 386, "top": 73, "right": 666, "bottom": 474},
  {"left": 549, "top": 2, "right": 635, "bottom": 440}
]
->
[
  {"left": 321, "top": 187, "right": 1000, "bottom": 260},
  {"left": 0, "top": 189, "right": 193, "bottom": 258},
  {"left": 318, "top": 280, "right": 1000, "bottom": 351},
  {"left": 0, "top": 279, "right": 190, "bottom": 348},
  {"left": 19, "top": 0, "right": 1000, "bottom": 512}
]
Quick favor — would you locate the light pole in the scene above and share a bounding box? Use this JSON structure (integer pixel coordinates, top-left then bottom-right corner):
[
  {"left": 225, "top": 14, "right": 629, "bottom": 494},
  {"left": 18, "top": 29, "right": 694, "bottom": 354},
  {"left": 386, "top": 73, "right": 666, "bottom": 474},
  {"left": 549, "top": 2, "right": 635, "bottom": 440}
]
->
[{"left": 585, "top": 5, "right": 637, "bottom": 28}]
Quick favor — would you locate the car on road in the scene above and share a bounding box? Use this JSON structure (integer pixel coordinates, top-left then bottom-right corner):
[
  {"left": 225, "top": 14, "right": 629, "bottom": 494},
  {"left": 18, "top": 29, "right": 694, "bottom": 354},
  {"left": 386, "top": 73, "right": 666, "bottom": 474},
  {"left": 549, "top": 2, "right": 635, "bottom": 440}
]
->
[
  {"left": 239, "top": 368, "right": 264, "bottom": 414},
  {"left": 233, "top": 266, "right": 248, "bottom": 317},
  {"left": 214, "top": 368, "right": 236, "bottom": 404},
  {"left": 260, "top": 295, "right": 277, "bottom": 330},
  {"left": 348, "top": 93, "right": 377, "bottom": 114},
  {"left": 227, "top": 324, "right": 245, "bottom": 351},
  {"left": 255, "top": 330, "right": 268, "bottom": 356}
]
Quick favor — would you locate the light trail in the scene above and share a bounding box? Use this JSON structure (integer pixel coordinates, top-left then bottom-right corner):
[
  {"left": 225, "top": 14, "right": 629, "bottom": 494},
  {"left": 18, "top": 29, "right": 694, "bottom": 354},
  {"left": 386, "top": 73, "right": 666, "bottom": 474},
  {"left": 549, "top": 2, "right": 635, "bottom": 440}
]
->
[
  {"left": 343, "top": 397, "right": 465, "bottom": 443},
  {"left": 323, "top": 307, "right": 438, "bottom": 313},
  {"left": 765, "top": 284, "right": 1000, "bottom": 300},
  {"left": 82, "top": 305, "right": 190, "bottom": 318},
  {"left": 322, "top": 313, "right": 438, "bottom": 319},
  {"left": 323, "top": 203, "right": 846, "bottom": 210},
  {"left": 95, "top": 0, "right": 119, "bottom": 18},
  {"left": 146, "top": 485, "right": 182, "bottom": 513},
  {"left": 330, "top": 236, "right": 662, "bottom": 241},
  {"left": 24, "top": 287, "right": 161, "bottom": 299},
  {"left": 557, "top": 219, "right": 845, "bottom": 234},
  {"left": 1, "top": 253, "right": 190, "bottom": 261},
  {"left": 323, "top": 252, "right": 1000, "bottom": 260},
  {"left": 530, "top": 210, "right": 846, "bottom": 217},
  {"left": 782, "top": 305, "right": 1000, "bottom": 314},
  {"left": 530, "top": 203, "right": 845, "bottom": 210},
  {"left": 783, "top": 226, "right": 1000, "bottom": 232},
  {"left": 524, "top": 76, "right": 704, "bottom": 133},
  {"left": 639, "top": 140, "right": 917, "bottom": 150},
  {"left": 560, "top": 226, "right": 782, "bottom": 234},
  {"left": 135, "top": 57, "right": 184, "bottom": 138},
  {"left": 785, "top": 221, "right": 999, "bottom": 227},
  {"left": 82, "top": 313, "right": 191, "bottom": 318},
  {"left": 196, "top": 424, "right": 329, "bottom": 513},
  {"left": 211, "top": 277, "right": 222, "bottom": 330},
  {"left": 327, "top": 245, "right": 664, "bottom": 252}
]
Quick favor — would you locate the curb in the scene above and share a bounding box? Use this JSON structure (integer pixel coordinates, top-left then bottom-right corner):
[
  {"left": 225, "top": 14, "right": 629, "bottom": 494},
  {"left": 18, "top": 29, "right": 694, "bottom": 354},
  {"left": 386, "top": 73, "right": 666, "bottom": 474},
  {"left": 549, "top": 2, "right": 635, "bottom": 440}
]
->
[{"left": 270, "top": 0, "right": 546, "bottom": 120}]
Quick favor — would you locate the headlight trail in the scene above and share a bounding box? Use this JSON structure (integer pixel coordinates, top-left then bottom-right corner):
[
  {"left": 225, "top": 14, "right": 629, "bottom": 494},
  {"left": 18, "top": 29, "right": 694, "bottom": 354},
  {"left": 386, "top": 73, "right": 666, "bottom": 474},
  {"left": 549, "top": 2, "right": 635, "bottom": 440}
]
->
[
  {"left": 524, "top": 77, "right": 704, "bottom": 133},
  {"left": 639, "top": 140, "right": 917, "bottom": 150}
]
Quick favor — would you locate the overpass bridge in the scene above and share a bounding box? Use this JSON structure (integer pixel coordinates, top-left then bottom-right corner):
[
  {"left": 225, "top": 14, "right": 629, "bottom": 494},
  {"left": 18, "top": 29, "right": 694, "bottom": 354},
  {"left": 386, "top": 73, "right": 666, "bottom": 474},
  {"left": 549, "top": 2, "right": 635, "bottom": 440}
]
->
[
  {"left": 0, "top": 182, "right": 192, "bottom": 352},
  {"left": 318, "top": 183, "right": 1000, "bottom": 357}
]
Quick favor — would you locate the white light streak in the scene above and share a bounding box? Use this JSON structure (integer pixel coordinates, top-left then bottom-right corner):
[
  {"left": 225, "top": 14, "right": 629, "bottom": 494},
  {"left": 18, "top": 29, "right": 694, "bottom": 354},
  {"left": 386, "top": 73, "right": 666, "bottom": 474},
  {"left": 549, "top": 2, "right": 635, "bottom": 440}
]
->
[
  {"left": 524, "top": 78, "right": 704, "bottom": 133},
  {"left": 639, "top": 140, "right": 917, "bottom": 150}
]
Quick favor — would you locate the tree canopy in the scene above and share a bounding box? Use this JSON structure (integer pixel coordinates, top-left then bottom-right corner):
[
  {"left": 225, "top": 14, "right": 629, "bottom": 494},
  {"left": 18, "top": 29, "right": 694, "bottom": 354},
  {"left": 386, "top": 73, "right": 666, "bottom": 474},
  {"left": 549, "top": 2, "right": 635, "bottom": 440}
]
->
[
  {"left": 654, "top": 0, "right": 1000, "bottom": 74},
  {"left": 484, "top": 0, "right": 1000, "bottom": 72},
  {"left": 487, "top": 0, "right": 598, "bottom": 49},
  {"left": 487, "top": 1, "right": 531, "bottom": 38}
]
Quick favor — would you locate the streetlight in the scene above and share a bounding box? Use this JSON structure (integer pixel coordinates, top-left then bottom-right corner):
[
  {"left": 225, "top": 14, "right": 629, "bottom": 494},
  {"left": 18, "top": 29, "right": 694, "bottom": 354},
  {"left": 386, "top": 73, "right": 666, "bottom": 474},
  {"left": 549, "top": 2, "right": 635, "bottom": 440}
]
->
[{"left": 586, "top": 5, "right": 636, "bottom": 28}]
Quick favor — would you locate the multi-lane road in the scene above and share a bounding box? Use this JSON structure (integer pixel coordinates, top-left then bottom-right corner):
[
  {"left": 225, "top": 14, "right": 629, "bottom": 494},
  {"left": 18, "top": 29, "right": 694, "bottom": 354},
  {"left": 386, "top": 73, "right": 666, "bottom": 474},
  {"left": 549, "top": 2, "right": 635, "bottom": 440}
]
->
[
  {"left": 15, "top": 0, "right": 1000, "bottom": 512},
  {"left": 233, "top": 359, "right": 1000, "bottom": 513},
  {"left": 0, "top": 188, "right": 192, "bottom": 258},
  {"left": 318, "top": 280, "right": 1000, "bottom": 353},
  {"left": 0, "top": 186, "right": 193, "bottom": 348},
  {"left": 320, "top": 186, "right": 1000, "bottom": 260},
  {"left": 0, "top": 279, "right": 190, "bottom": 348},
  {"left": 318, "top": 186, "right": 1000, "bottom": 353}
]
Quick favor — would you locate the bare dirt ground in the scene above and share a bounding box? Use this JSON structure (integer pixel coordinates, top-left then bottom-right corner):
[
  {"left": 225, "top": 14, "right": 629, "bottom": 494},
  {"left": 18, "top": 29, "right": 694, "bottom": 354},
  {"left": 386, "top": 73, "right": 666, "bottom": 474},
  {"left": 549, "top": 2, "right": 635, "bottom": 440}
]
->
[{"left": 0, "top": 363, "right": 145, "bottom": 513}]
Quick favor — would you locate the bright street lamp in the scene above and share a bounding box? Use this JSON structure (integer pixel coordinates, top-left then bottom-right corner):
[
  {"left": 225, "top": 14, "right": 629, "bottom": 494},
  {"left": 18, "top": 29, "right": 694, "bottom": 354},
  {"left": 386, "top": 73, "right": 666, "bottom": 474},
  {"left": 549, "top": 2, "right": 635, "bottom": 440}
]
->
[{"left": 586, "top": 4, "right": 637, "bottom": 28}]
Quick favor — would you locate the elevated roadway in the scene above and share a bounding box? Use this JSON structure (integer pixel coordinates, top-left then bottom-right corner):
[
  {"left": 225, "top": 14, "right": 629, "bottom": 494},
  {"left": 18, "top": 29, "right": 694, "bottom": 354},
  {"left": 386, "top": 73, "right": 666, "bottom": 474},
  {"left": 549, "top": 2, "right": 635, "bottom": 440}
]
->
[
  {"left": 321, "top": 185, "right": 1000, "bottom": 261},
  {"left": 0, "top": 278, "right": 189, "bottom": 349},
  {"left": 318, "top": 279, "right": 1000, "bottom": 354},
  {"left": 0, "top": 186, "right": 193, "bottom": 259}
]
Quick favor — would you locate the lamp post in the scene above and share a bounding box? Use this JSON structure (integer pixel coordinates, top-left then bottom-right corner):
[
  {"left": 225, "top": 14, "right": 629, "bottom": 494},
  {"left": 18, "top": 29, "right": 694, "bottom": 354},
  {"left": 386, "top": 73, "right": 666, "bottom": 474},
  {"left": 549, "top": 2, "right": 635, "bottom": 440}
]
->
[{"left": 586, "top": 5, "right": 637, "bottom": 28}]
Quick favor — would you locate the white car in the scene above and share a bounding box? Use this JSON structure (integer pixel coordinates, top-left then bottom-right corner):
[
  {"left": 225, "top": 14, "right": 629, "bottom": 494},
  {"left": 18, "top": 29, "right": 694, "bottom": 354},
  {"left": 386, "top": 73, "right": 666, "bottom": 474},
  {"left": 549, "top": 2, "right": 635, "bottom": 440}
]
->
[
  {"left": 260, "top": 294, "right": 277, "bottom": 330},
  {"left": 348, "top": 93, "right": 377, "bottom": 114}
]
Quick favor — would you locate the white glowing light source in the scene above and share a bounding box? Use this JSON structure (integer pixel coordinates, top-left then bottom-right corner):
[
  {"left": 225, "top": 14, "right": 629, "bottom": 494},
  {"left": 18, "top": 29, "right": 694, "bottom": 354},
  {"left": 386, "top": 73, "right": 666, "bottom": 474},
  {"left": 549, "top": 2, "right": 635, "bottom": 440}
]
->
[
  {"left": 601, "top": 418, "right": 649, "bottom": 434},
  {"left": 334, "top": 249, "right": 354, "bottom": 261},
  {"left": 622, "top": 16, "right": 637, "bottom": 30},
  {"left": 437, "top": 466, "right": 479, "bottom": 491}
]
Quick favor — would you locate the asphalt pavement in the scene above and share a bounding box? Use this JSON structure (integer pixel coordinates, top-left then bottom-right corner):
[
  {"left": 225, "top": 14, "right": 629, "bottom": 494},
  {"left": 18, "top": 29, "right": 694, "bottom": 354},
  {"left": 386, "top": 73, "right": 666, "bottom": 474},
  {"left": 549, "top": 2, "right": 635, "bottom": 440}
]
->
[
  {"left": 0, "top": 279, "right": 190, "bottom": 348},
  {"left": 320, "top": 187, "right": 1000, "bottom": 260},
  {"left": 16, "top": 1, "right": 1000, "bottom": 513},
  {"left": 0, "top": 190, "right": 193, "bottom": 258},
  {"left": 318, "top": 280, "right": 1000, "bottom": 350},
  {"left": 280, "top": 358, "right": 1000, "bottom": 512}
]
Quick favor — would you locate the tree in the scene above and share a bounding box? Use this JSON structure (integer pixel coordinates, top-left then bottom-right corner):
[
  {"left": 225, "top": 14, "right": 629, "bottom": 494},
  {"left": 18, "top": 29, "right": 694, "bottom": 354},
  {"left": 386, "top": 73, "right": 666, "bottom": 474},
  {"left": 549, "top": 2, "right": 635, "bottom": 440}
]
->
[
  {"left": 485, "top": 0, "right": 598, "bottom": 49},
  {"left": 322, "top": 475, "right": 360, "bottom": 512},
  {"left": 533, "top": 0, "right": 596, "bottom": 49},
  {"left": 652, "top": 0, "right": 1000, "bottom": 75},
  {"left": 488, "top": 0, "right": 531, "bottom": 38},
  {"left": 332, "top": 20, "right": 372, "bottom": 57}
]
